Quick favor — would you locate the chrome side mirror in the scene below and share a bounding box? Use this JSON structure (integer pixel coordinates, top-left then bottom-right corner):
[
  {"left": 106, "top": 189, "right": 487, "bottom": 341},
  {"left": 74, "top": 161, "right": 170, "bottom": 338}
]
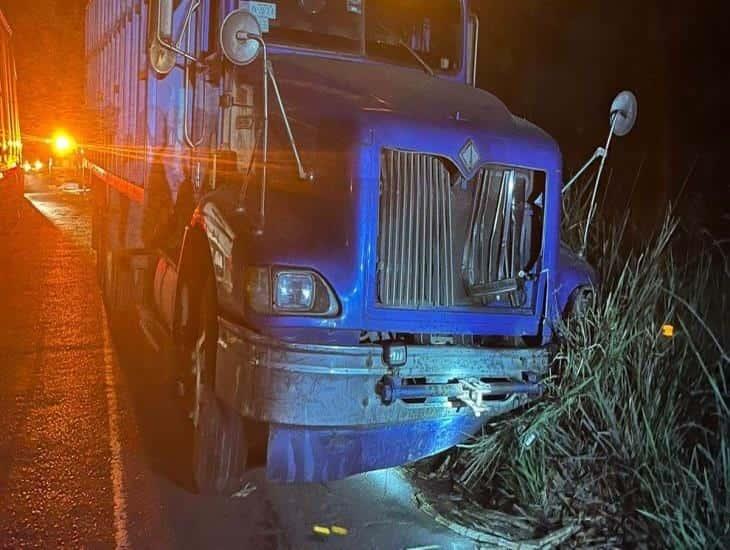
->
[
  {"left": 564, "top": 90, "right": 639, "bottom": 195},
  {"left": 150, "top": 0, "right": 201, "bottom": 75},
  {"left": 610, "top": 90, "right": 638, "bottom": 137},
  {"left": 220, "top": 9, "right": 263, "bottom": 66},
  {"left": 575, "top": 91, "right": 639, "bottom": 256},
  {"left": 150, "top": 0, "right": 176, "bottom": 74}
]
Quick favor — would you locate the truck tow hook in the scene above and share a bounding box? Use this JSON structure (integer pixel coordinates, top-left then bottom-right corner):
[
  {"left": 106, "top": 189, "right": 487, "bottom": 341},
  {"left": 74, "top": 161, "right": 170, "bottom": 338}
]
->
[{"left": 376, "top": 375, "right": 543, "bottom": 415}]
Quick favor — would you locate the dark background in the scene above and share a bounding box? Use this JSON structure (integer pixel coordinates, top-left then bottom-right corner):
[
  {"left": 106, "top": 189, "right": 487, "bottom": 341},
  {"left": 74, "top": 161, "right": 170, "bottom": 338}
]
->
[
  {"left": 473, "top": 0, "right": 728, "bottom": 240},
  {"left": 1, "top": 0, "right": 727, "bottom": 238}
]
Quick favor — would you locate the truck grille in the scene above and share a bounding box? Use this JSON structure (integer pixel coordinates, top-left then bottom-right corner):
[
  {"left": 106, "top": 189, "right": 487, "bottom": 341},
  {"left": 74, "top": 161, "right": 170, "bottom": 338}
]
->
[
  {"left": 377, "top": 149, "right": 543, "bottom": 309},
  {"left": 377, "top": 150, "right": 455, "bottom": 307}
]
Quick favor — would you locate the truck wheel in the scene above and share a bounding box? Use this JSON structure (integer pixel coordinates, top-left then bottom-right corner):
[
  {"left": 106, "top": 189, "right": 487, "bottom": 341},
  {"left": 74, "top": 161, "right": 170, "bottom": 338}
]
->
[
  {"left": 191, "top": 278, "right": 248, "bottom": 495},
  {"left": 97, "top": 245, "right": 137, "bottom": 337}
]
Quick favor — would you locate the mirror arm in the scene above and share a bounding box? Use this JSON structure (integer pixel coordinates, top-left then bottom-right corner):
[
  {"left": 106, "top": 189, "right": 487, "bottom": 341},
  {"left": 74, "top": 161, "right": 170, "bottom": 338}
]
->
[
  {"left": 562, "top": 146, "right": 607, "bottom": 195},
  {"left": 236, "top": 37, "right": 269, "bottom": 233},
  {"left": 176, "top": 0, "right": 200, "bottom": 49},
  {"left": 267, "top": 61, "right": 311, "bottom": 181},
  {"left": 579, "top": 115, "right": 618, "bottom": 257},
  {"left": 156, "top": 0, "right": 200, "bottom": 64},
  {"left": 183, "top": 6, "right": 206, "bottom": 150}
]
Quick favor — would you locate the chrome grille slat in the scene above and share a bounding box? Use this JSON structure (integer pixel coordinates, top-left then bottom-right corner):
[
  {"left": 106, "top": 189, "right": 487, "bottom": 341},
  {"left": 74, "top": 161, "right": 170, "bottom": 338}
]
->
[
  {"left": 386, "top": 152, "right": 395, "bottom": 304},
  {"left": 407, "top": 153, "right": 415, "bottom": 304},
  {"left": 444, "top": 161, "right": 454, "bottom": 302},
  {"left": 499, "top": 171, "right": 515, "bottom": 281},
  {"left": 510, "top": 175, "right": 526, "bottom": 277},
  {"left": 426, "top": 156, "right": 434, "bottom": 304},
  {"left": 397, "top": 152, "right": 407, "bottom": 304},
  {"left": 433, "top": 157, "right": 441, "bottom": 305}
]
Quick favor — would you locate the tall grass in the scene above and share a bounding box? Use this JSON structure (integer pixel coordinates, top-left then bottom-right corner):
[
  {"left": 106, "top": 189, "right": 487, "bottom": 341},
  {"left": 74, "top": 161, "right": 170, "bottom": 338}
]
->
[{"left": 456, "top": 182, "right": 729, "bottom": 547}]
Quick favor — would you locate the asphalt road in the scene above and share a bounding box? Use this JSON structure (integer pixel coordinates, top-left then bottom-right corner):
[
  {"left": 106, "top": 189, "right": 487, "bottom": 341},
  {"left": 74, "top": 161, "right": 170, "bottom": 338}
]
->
[{"left": 0, "top": 175, "right": 474, "bottom": 549}]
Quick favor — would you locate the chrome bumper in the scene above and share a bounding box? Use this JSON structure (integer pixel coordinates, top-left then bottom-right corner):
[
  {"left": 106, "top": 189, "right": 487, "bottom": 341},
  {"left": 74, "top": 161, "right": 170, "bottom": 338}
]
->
[{"left": 215, "top": 318, "right": 550, "bottom": 428}]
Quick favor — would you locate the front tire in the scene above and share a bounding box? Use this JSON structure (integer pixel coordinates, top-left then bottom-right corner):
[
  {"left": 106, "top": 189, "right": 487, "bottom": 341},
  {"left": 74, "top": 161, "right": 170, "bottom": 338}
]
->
[
  {"left": 190, "top": 278, "right": 248, "bottom": 495},
  {"left": 98, "top": 247, "right": 134, "bottom": 333},
  {"left": 193, "top": 385, "right": 248, "bottom": 495}
]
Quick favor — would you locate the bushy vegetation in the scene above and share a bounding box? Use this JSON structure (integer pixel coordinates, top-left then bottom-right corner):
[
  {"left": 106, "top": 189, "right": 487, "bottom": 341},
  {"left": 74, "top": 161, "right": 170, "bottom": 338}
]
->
[{"left": 455, "top": 183, "right": 729, "bottom": 547}]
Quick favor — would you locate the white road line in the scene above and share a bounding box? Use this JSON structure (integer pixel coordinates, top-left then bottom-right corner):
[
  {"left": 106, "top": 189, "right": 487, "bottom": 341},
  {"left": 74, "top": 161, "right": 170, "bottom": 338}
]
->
[{"left": 102, "top": 317, "right": 131, "bottom": 549}]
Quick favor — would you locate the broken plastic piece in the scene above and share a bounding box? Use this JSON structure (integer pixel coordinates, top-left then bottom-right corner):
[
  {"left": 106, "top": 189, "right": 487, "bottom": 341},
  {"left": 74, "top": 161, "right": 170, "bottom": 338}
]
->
[{"left": 232, "top": 482, "right": 257, "bottom": 498}]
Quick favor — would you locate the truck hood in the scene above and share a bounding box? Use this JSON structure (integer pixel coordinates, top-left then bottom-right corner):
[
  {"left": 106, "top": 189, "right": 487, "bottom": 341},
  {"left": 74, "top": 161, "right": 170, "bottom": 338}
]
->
[
  {"left": 271, "top": 54, "right": 560, "bottom": 174},
  {"left": 273, "top": 54, "right": 512, "bottom": 125}
]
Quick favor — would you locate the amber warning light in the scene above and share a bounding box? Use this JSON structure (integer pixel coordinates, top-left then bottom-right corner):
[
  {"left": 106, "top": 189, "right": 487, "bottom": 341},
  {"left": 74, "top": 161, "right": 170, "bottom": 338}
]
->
[{"left": 51, "top": 132, "right": 76, "bottom": 157}]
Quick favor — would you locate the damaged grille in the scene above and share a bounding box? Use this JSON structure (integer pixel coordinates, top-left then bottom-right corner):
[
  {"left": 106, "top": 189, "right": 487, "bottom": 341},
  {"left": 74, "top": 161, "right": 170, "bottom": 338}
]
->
[{"left": 377, "top": 149, "right": 543, "bottom": 309}]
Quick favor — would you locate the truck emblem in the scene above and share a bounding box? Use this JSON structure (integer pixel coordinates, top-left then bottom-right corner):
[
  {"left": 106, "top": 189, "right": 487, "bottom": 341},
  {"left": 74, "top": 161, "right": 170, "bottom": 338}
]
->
[{"left": 459, "top": 139, "right": 480, "bottom": 173}]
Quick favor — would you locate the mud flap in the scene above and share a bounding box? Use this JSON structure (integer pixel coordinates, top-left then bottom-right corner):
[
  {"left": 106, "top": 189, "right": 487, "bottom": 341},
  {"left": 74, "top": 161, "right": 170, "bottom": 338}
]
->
[{"left": 265, "top": 415, "right": 484, "bottom": 483}]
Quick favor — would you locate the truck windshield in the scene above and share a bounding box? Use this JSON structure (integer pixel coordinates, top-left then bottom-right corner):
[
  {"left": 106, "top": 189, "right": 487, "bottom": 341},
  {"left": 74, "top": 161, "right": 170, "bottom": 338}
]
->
[
  {"left": 365, "top": 0, "right": 462, "bottom": 72},
  {"left": 266, "top": 1, "right": 363, "bottom": 53},
  {"left": 260, "top": 1, "right": 462, "bottom": 72}
]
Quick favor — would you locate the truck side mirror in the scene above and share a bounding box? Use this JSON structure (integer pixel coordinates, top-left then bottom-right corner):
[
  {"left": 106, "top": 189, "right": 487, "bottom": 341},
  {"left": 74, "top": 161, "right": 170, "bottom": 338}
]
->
[
  {"left": 149, "top": 0, "right": 202, "bottom": 75},
  {"left": 150, "top": 0, "right": 176, "bottom": 74},
  {"left": 220, "top": 9, "right": 263, "bottom": 66},
  {"left": 610, "top": 90, "right": 638, "bottom": 137}
]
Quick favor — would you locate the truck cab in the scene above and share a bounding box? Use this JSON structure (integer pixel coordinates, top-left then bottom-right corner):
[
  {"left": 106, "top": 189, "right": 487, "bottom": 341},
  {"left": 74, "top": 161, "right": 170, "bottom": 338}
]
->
[{"left": 86, "top": 0, "right": 596, "bottom": 490}]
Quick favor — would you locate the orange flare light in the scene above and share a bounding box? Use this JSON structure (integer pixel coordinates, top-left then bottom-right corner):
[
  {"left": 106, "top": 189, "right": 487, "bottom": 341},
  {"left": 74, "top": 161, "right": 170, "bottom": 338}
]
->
[{"left": 51, "top": 132, "right": 76, "bottom": 157}]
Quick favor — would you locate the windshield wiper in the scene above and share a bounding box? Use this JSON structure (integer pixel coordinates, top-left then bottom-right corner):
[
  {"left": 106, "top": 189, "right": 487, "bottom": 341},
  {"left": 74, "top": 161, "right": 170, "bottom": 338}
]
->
[
  {"left": 376, "top": 23, "right": 434, "bottom": 77},
  {"left": 397, "top": 38, "right": 435, "bottom": 76}
]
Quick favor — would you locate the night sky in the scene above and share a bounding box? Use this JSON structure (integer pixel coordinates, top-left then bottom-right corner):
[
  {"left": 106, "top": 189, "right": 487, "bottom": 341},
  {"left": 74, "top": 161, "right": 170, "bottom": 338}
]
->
[{"left": 1, "top": 0, "right": 727, "bottom": 237}]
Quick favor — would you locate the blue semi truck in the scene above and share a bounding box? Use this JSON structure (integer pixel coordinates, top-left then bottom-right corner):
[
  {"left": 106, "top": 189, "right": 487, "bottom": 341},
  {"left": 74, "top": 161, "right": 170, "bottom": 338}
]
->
[{"left": 85, "top": 0, "right": 601, "bottom": 492}]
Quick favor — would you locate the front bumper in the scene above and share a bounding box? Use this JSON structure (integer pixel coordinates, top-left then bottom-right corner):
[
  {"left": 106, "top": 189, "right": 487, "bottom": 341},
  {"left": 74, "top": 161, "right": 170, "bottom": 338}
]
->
[{"left": 216, "top": 318, "right": 550, "bottom": 481}]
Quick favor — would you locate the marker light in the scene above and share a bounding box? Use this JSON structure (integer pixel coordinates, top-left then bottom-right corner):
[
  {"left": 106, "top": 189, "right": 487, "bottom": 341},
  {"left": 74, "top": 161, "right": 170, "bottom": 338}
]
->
[{"left": 382, "top": 341, "right": 407, "bottom": 367}]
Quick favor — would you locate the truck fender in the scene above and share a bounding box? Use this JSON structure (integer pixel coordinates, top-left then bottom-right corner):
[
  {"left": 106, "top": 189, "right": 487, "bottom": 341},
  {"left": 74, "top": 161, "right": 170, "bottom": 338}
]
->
[
  {"left": 176, "top": 214, "right": 216, "bottom": 344},
  {"left": 553, "top": 242, "right": 599, "bottom": 319}
]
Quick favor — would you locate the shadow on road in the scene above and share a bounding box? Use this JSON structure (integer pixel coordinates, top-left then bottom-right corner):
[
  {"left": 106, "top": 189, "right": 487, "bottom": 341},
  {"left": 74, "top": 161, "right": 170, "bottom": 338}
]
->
[{"left": 111, "top": 325, "right": 198, "bottom": 492}]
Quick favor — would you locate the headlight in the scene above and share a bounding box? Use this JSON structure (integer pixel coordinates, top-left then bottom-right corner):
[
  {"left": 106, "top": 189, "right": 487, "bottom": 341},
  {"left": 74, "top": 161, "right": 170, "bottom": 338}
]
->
[
  {"left": 245, "top": 266, "right": 339, "bottom": 316},
  {"left": 274, "top": 272, "right": 314, "bottom": 311}
]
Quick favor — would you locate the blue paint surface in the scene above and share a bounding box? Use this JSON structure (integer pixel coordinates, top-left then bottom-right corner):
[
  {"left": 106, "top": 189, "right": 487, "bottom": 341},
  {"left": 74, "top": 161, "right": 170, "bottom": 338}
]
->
[{"left": 267, "top": 416, "right": 484, "bottom": 483}]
